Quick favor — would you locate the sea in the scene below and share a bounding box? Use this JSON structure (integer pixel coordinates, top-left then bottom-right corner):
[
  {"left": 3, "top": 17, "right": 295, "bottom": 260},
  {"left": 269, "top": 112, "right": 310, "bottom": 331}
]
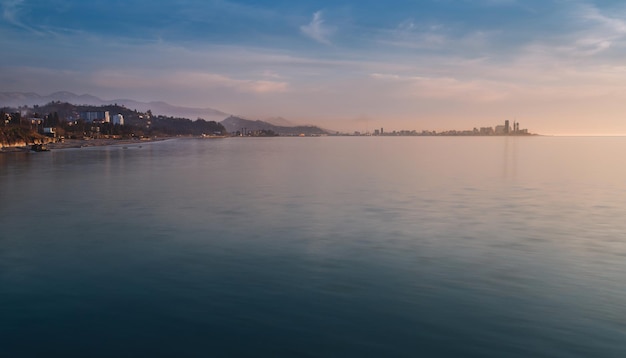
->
[{"left": 1, "top": 136, "right": 626, "bottom": 357}]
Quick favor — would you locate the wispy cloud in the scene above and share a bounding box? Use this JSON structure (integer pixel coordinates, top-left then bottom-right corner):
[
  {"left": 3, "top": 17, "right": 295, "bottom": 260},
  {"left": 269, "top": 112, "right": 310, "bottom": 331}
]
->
[
  {"left": 377, "top": 18, "right": 498, "bottom": 55},
  {"left": 6, "top": 0, "right": 626, "bottom": 134},
  {"left": 300, "top": 11, "right": 334, "bottom": 45},
  {"left": 393, "top": 20, "right": 447, "bottom": 47},
  {"left": 91, "top": 70, "right": 289, "bottom": 94},
  {"left": 1, "top": 0, "right": 46, "bottom": 35},
  {"left": 570, "top": 2, "right": 626, "bottom": 56},
  {"left": 474, "top": 0, "right": 517, "bottom": 5},
  {"left": 369, "top": 73, "right": 511, "bottom": 102},
  {"left": 2, "top": 0, "right": 27, "bottom": 29},
  {"left": 2, "top": 0, "right": 21, "bottom": 24},
  {"left": 503, "top": 2, "right": 626, "bottom": 63}
]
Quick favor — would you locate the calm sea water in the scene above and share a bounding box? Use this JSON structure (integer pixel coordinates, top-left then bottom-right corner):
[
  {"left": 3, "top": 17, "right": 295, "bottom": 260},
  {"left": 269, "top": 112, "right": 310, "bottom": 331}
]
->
[{"left": 1, "top": 137, "right": 626, "bottom": 357}]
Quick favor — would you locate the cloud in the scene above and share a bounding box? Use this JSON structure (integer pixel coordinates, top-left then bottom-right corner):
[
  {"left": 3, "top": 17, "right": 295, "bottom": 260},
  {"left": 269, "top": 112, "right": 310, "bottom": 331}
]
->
[
  {"left": 2, "top": 0, "right": 22, "bottom": 23},
  {"left": 0, "top": 66, "right": 89, "bottom": 95},
  {"left": 475, "top": 0, "right": 517, "bottom": 5},
  {"left": 369, "top": 73, "right": 512, "bottom": 102},
  {"left": 1, "top": 0, "right": 48, "bottom": 35},
  {"left": 377, "top": 18, "right": 500, "bottom": 54},
  {"left": 548, "top": 2, "right": 626, "bottom": 57},
  {"left": 391, "top": 21, "right": 448, "bottom": 49},
  {"left": 529, "top": 2, "right": 626, "bottom": 59},
  {"left": 1, "top": 0, "right": 28, "bottom": 29},
  {"left": 580, "top": 2, "right": 626, "bottom": 34},
  {"left": 300, "top": 11, "right": 334, "bottom": 45},
  {"left": 91, "top": 70, "right": 289, "bottom": 94}
]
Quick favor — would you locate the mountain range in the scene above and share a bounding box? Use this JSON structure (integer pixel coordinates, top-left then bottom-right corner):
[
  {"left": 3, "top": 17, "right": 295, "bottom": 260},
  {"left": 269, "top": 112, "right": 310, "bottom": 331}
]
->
[
  {"left": 221, "top": 116, "right": 329, "bottom": 136},
  {"left": 0, "top": 91, "right": 229, "bottom": 122},
  {"left": 0, "top": 91, "right": 331, "bottom": 135}
]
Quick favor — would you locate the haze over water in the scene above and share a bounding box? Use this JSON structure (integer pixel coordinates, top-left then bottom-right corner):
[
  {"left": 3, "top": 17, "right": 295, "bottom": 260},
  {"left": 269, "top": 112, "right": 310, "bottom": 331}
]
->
[{"left": 1, "top": 137, "right": 626, "bottom": 357}]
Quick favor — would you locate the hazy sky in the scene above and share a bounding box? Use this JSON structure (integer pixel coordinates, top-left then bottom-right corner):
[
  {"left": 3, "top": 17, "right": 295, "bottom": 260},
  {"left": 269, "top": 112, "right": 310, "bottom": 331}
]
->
[{"left": 3, "top": 0, "right": 626, "bottom": 134}]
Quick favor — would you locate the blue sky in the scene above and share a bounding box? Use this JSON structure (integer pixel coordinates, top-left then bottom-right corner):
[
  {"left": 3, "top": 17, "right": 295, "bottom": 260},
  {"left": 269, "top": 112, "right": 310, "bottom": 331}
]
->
[{"left": 3, "top": 0, "right": 626, "bottom": 134}]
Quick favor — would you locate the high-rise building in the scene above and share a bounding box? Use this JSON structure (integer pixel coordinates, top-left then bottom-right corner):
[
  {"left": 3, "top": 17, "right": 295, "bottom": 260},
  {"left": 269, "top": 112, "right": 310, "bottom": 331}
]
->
[
  {"left": 80, "top": 111, "right": 110, "bottom": 123},
  {"left": 504, "top": 120, "right": 510, "bottom": 134},
  {"left": 112, "top": 114, "right": 124, "bottom": 126}
]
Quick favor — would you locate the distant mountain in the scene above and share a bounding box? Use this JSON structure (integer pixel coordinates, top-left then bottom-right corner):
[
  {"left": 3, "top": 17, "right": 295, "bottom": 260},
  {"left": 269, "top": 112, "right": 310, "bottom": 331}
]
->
[
  {"left": 0, "top": 91, "right": 104, "bottom": 107},
  {"left": 1, "top": 92, "right": 331, "bottom": 135},
  {"left": 264, "top": 116, "right": 295, "bottom": 127},
  {"left": 0, "top": 91, "right": 230, "bottom": 121},
  {"left": 112, "top": 100, "right": 229, "bottom": 122},
  {"left": 221, "top": 116, "right": 328, "bottom": 136},
  {"left": 266, "top": 116, "right": 338, "bottom": 134}
]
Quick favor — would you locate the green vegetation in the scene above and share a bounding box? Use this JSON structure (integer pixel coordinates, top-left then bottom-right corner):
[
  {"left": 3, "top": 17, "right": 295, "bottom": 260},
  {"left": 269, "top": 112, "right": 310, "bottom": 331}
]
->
[
  {"left": 0, "top": 126, "right": 49, "bottom": 147},
  {"left": 1, "top": 102, "right": 227, "bottom": 147}
]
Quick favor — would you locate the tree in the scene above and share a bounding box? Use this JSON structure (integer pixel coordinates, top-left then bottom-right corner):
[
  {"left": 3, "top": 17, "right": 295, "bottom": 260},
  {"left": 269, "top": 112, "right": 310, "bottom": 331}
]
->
[{"left": 10, "top": 112, "right": 21, "bottom": 125}]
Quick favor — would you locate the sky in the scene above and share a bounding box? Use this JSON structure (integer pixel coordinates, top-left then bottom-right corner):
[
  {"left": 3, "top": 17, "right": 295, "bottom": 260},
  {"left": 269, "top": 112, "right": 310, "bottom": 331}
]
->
[{"left": 2, "top": 0, "right": 626, "bottom": 134}]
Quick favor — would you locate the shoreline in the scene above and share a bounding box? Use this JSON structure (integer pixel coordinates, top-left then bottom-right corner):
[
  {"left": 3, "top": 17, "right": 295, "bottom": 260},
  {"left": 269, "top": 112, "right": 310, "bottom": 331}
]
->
[{"left": 0, "top": 137, "right": 174, "bottom": 153}]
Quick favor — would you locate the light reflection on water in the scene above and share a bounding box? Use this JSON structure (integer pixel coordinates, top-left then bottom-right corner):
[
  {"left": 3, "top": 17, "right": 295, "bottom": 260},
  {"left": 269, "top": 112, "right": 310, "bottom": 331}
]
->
[{"left": 1, "top": 137, "right": 626, "bottom": 357}]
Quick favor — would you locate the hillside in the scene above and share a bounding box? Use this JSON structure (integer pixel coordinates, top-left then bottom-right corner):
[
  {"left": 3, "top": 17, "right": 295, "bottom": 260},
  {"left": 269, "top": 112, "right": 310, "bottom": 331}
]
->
[
  {"left": 1, "top": 102, "right": 226, "bottom": 143},
  {"left": 0, "top": 127, "right": 51, "bottom": 148},
  {"left": 0, "top": 91, "right": 230, "bottom": 122},
  {"left": 221, "top": 116, "right": 328, "bottom": 136},
  {"left": 2, "top": 92, "right": 332, "bottom": 137}
]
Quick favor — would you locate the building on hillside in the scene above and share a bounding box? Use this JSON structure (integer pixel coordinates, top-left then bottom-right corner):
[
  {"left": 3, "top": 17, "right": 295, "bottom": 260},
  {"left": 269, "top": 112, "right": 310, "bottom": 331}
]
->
[
  {"left": 43, "top": 127, "right": 56, "bottom": 137},
  {"left": 80, "top": 111, "right": 110, "bottom": 123},
  {"left": 112, "top": 113, "right": 124, "bottom": 126}
]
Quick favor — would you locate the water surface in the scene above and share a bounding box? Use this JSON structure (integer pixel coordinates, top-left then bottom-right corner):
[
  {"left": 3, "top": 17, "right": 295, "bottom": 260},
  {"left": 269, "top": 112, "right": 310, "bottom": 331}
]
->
[{"left": 1, "top": 137, "right": 626, "bottom": 357}]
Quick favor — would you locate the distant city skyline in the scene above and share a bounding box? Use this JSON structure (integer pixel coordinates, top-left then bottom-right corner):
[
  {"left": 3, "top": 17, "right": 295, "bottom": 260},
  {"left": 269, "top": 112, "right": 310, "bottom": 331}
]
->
[{"left": 3, "top": 0, "right": 626, "bottom": 135}]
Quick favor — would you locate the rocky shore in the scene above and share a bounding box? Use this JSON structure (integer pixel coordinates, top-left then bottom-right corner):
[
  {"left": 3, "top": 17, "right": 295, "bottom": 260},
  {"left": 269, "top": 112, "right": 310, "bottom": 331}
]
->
[{"left": 0, "top": 128, "right": 53, "bottom": 150}]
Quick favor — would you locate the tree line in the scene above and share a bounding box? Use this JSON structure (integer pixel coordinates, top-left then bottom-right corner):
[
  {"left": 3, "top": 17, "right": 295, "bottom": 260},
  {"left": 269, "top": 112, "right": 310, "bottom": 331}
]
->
[{"left": 1, "top": 102, "right": 227, "bottom": 139}]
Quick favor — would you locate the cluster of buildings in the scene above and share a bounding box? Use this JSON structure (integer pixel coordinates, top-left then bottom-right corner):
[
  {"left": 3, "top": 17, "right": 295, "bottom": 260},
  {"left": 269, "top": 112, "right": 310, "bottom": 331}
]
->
[
  {"left": 489, "top": 120, "right": 528, "bottom": 135},
  {"left": 360, "top": 120, "right": 532, "bottom": 136},
  {"left": 80, "top": 111, "right": 124, "bottom": 125}
]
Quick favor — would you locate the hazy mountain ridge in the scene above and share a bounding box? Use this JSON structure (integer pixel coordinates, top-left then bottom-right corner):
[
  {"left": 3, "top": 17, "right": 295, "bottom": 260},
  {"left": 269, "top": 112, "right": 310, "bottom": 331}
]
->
[
  {"left": 0, "top": 91, "right": 230, "bottom": 121},
  {"left": 0, "top": 91, "right": 102, "bottom": 106},
  {"left": 1, "top": 92, "right": 330, "bottom": 136},
  {"left": 221, "top": 116, "right": 329, "bottom": 136},
  {"left": 264, "top": 117, "right": 295, "bottom": 127}
]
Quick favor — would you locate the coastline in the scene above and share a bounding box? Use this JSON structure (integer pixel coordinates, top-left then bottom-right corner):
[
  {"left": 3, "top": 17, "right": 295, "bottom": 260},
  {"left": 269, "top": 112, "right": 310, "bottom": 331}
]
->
[{"left": 0, "top": 137, "right": 173, "bottom": 153}]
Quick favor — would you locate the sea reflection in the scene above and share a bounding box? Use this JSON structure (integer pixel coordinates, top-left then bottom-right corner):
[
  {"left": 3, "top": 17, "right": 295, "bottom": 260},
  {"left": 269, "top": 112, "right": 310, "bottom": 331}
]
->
[{"left": 1, "top": 137, "right": 626, "bottom": 357}]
